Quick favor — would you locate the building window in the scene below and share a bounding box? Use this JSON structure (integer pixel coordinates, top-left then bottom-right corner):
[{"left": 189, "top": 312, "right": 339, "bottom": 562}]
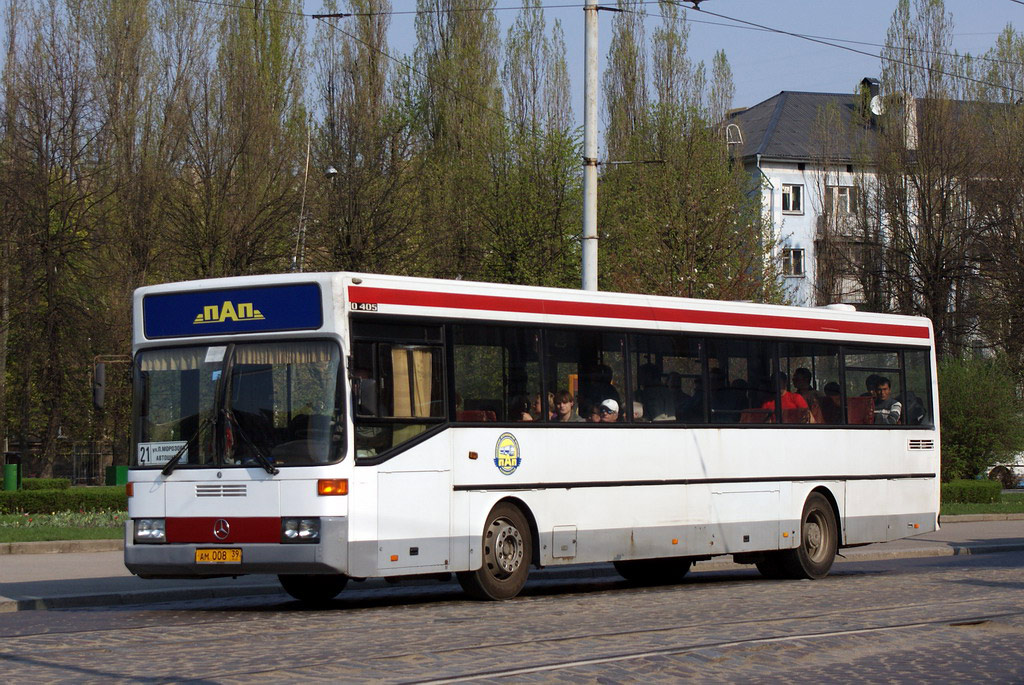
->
[
  {"left": 782, "top": 184, "right": 803, "bottom": 214},
  {"left": 782, "top": 248, "right": 805, "bottom": 277},
  {"left": 825, "top": 186, "right": 855, "bottom": 215}
]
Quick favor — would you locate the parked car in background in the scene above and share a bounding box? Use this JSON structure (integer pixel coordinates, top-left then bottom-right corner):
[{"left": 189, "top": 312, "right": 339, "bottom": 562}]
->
[{"left": 988, "top": 458, "right": 1024, "bottom": 489}]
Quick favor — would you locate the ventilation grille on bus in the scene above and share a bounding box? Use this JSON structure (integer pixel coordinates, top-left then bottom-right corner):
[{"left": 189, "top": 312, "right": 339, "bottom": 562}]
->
[
  {"left": 908, "top": 439, "right": 935, "bottom": 451},
  {"left": 195, "top": 484, "right": 247, "bottom": 498}
]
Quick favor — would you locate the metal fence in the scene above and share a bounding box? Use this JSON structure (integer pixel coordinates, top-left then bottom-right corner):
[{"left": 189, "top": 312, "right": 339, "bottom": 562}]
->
[{"left": 13, "top": 440, "right": 123, "bottom": 485}]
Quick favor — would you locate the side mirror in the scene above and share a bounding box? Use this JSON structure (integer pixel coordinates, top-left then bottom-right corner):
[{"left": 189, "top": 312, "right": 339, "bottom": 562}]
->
[{"left": 93, "top": 362, "right": 106, "bottom": 411}]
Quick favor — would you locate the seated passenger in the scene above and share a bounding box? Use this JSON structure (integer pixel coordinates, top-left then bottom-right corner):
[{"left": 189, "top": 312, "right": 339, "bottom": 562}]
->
[
  {"left": 637, "top": 363, "right": 675, "bottom": 421},
  {"left": 792, "top": 367, "right": 826, "bottom": 422},
  {"left": 761, "top": 372, "right": 812, "bottom": 422},
  {"left": 872, "top": 376, "right": 902, "bottom": 424},
  {"left": 820, "top": 381, "right": 844, "bottom": 424},
  {"left": 598, "top": 398, "right": 620, "bottom": 423},
  {"left": 585, "top": 403, "right": 602, "bottom": 423},
  {"left": 510, "top": 395, "right": 533, "bottom": 421},
  {"left": 898, "top": 390, "right": 925, "bottom": 425},
  {"left": 531, "top": 392, "right": 555, "bottom": 421},
  {"left": 581, "top": 364, "right": 621, "bottom": 410},
  {"left": 553, "top": 390, "right": 585, "bottom": 422}
]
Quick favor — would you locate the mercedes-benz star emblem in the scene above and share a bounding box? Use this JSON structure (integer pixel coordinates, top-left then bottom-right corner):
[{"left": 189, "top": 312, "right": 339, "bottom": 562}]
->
[{"left": 213, "top": 519, "right": 230, "bottom": 540}]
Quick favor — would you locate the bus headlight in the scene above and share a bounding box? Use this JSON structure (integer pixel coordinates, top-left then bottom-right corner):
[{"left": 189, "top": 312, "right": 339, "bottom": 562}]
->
[
  {"left": 281, "top": 517, "right": 320, "bottom": 543},
  {"left": 134, "top": 518, "right": 166, "bottom": 543}
]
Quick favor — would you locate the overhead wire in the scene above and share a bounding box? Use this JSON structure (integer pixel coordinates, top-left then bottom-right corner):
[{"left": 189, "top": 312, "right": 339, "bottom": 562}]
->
[
  {"left": 180, "top": 0, "right": 1024, "bottom": 112},
  {"left": 677, "top": 2, "right": 1022, "bottom": 97},
  {"left": 333, "top": 1, "right": 1024, "bottom": 71}
]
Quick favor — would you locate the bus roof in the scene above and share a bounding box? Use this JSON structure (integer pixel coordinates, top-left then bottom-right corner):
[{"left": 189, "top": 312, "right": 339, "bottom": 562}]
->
[{"left": 134, "top": 271, "right": 933, "bottom": 348}]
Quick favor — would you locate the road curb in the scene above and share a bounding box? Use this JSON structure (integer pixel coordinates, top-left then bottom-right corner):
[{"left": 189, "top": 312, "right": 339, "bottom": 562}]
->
[
  {"left": 941, "top": 513, "right": 1024, "bottom": 523},
  {"left": 0, "top": 539, "right": 124, "bottom": 555}
]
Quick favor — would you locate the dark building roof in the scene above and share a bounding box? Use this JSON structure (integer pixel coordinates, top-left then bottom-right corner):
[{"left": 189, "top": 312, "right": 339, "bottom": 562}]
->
[{"left": 727, "top": 91, "right": 877, "bottom": 163}]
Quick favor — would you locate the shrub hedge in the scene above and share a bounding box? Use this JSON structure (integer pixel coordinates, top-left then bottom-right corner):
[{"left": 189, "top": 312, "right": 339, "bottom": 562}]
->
[
  {"left": 941, "top": 479, "right": 1002, "bottom": 504},
  {"left": 0, "top": 486, "right": 127, "bottom": 514},
  {"left": 0, "top": 477, "right": 72, "bottom": 491},
  {"left": 22, "top": 478, "right": 72, "bottom": 491}
]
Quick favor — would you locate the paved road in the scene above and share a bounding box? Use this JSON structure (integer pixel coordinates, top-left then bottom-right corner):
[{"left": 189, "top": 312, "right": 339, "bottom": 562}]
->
[{"left": 0, "top": 551, "right": 1022, "bottom": 682}]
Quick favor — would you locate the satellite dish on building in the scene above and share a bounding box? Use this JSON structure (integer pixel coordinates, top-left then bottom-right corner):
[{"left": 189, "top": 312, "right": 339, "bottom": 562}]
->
[{"left": 869, "top": 95, "right": 885, "bottom": 116}]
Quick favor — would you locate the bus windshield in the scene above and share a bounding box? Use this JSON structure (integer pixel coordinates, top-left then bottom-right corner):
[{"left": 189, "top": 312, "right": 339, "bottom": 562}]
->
[{"left": 133, "top": 341, "right": 344, "bottom": 468}]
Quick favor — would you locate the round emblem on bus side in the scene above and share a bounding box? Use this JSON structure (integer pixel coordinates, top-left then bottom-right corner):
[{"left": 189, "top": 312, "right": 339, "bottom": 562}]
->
[{"left": 494, "top": 433, "right": 521, "bottom": 475}]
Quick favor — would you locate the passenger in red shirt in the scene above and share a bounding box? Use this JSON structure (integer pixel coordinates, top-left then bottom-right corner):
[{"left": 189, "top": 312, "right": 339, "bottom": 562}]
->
[{"left": 761, "top": 372, "right": 812, "bottom": 422}]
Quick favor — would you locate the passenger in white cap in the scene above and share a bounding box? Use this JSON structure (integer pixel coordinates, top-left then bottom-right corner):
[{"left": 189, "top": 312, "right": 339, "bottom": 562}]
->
[{"left": 599, "top": 398, "right": 620, "bottom": 423}]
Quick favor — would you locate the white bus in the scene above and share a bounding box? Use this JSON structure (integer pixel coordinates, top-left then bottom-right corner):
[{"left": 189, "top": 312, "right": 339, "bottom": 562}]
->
[{"left": 125, "top": 272, "right": 940, "bottom": 602}]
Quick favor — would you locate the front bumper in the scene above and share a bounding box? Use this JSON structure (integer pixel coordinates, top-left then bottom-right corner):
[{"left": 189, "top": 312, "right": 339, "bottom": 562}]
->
[{"left": 124, "top": 516, "right": 348, "bottom": 578}]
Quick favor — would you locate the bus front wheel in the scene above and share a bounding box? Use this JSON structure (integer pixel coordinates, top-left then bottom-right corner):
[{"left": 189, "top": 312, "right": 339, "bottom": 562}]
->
[
  {"left": 759, "top": 492, "right": 837, "bottom": 580},
  {"left": 278, "top": 573, "right": 348, "bottom": 604},
  {"left": 458, "top": 503, "right": 532, "bottom": 600}
]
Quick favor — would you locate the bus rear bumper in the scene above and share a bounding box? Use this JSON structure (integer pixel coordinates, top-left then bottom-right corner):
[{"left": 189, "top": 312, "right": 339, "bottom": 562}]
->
[{"left": 124, "top": 516, "right": 348, "bottom": 578}]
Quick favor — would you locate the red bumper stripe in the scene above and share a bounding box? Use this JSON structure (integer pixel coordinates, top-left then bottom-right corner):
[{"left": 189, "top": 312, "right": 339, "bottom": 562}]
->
[{"left": 166, "top": 517, "right": 280, "bottom": 544}]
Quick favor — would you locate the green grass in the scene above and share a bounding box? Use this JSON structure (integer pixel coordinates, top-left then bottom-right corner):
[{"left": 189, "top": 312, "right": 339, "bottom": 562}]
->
[
  {"left": 941, "top": 492, "right": 1024, "bottom": 516},
  {"left": 0, "top": 526, "right": 123, "bottom": 543},
  {"left": 0, "top": 511, "right": 126, "bottom": 544}
]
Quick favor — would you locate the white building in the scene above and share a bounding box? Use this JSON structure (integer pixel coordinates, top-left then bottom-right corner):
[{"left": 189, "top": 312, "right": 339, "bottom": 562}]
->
[{"left": 727, "top": 78, "right": 883, "bottom": 307}]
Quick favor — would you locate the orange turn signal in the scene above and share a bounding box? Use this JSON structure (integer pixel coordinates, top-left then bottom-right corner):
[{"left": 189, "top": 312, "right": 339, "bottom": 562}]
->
[
  {"left": 317, "top": 479, "right": 348, "bottom": 496},
  {"left": 126, "top": 482, "right": 134, "bottom": 498}
]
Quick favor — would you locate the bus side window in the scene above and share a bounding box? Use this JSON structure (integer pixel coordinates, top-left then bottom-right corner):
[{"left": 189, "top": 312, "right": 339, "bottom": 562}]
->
[
  {"left": 902, "top": 350, "right": 932, "bottom": 426},
  {"left": 453, "top": 325, "right": 542, "bottom": 422}
]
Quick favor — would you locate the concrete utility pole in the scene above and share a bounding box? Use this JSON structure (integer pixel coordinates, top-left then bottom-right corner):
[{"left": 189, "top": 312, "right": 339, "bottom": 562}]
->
[{"left": 581, "top": 0, "right": 599, "bottom": 291}]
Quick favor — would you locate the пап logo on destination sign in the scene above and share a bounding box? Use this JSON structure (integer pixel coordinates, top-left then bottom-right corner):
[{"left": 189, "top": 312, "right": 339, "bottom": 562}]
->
[{"left": 193, "top": 301, "right": 265, "bottom": 325}]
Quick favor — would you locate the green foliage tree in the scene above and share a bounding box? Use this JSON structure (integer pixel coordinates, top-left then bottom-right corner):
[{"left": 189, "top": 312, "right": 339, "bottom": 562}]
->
[
  {"left": 0, "top": 0, "right": 110, "bottom": 476},
  {"left": 938, "top": 357, "right": 1024, "bottom": 481},
  {"left": 478, "top": 8, "right": 580, "bottom": 287},
  {"left": 309, "top": 0, "right": 418, "bottom": 275},
  {"left": 410, "top": 0, "right": 503, "bottom": 279},
  {"left": 163, "top": 0, "right": 305, "bottom": 278},
  {"left": 600, "top": 1, "right": 778, "bottom": 301}
]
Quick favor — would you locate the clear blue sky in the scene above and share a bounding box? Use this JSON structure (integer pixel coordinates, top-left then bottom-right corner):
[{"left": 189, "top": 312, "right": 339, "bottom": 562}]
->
[{"left": 305, "top": 0, "right": 1019, "bottom": 134}]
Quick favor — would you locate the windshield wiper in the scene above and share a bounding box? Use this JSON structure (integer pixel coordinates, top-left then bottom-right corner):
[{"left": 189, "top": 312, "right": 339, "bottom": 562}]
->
[
  {"left": 222, "top": 409, "right": 280, "bottom": 475},
  {"left": 161, "top": 417, "right": 211, "bottom": 476}
]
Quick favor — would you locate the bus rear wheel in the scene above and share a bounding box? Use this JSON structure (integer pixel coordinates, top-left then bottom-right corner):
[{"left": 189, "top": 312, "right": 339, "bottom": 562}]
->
[
  {"left": 278, "top": 573, "right": 348, "bottom": 604},
  {"left": 614, "top": 557, "right": 692, "bottom": 585},
  {"left": 758, "top": 492, "right": 837, "bottom": 580},
  {"left": 458, "top": 503, "right": 532, "bottom": 600}
]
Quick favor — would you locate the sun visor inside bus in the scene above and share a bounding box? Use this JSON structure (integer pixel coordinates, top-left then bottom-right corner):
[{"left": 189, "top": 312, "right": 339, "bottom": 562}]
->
[{"left": 143, "top": 283, "right": 323, "bottom": 338}]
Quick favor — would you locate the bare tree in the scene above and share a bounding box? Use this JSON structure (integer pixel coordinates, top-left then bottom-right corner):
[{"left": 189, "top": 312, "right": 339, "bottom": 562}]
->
[{"left": 838, "top": 0, "right": 986, "bottom": 356}]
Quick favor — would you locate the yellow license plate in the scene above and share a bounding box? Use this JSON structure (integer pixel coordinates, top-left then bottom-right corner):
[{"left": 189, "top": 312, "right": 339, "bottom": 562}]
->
[{"left": 195, "top": 548, "right": 242, "bottom": 564}]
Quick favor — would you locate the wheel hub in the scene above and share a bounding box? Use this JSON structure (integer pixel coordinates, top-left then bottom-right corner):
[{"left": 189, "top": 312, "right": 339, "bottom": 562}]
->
[{"left": 491, "top": 519, "right": 524, "bottom": 576}]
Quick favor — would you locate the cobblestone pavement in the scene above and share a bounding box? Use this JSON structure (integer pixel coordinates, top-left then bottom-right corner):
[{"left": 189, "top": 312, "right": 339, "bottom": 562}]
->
[{"left": 0, "top": 552, "right": 1022, "bottom": 683}]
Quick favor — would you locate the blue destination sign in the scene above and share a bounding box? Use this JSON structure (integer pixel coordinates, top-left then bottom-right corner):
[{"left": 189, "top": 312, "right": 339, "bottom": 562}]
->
[{"left": 143, "top": 283, "right": 323, "bottom": 338}]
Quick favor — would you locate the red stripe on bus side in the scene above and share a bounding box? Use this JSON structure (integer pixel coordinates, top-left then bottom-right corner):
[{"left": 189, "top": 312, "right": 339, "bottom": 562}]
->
[
  {"left": 348, "top": 286, "right": 931, "bottom": 340},
  {"left": 166, "top": 517, "right": 279, "bottom": 544}
]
